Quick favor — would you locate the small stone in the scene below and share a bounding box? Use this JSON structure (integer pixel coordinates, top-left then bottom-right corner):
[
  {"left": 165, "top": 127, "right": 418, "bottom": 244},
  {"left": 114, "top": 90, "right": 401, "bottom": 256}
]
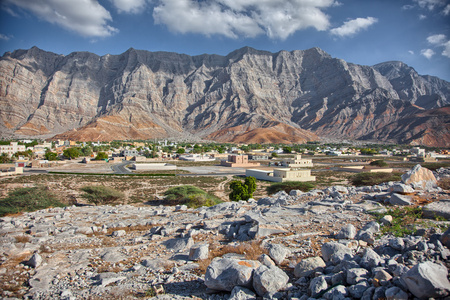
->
[
  {"left": 309, "top": 276, "right": 328, "bottom": 298},
  {"left": 111, "top": 229, "right": 126, "bottom": 237},
  {"left": 360, "top": 248, "right": 382, "bottom": 269},
  {"left": 268, "top": 244, "right": 290, "bottom": 265},
  {"left": 389, "top": 193, "right": 412, "bottom": 206},
  {"left": 229, "top": 286, "right": 257, "bottom": 300},
  {"left": 335, "top": 224, "right": 356, "bottom": 240},
  {"left": 25, "top": 253, "right": 42, "bottom": 268},
  {"left": 188, "top": 243, "right": 209, "bottom": 261},
  {"left": 385, "top": 286, "right": 408, "bottom": 300},
  {"left": 380, "top": 215, "right": 393, "bottom": 225}
]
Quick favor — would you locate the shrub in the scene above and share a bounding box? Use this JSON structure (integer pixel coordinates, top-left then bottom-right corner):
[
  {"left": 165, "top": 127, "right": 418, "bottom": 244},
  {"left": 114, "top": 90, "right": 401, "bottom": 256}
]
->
[
  {"left": 0, "top": 186, "right": 65, "bottom": 216},
  {"left": 266, "top": 181, "right": 315, "bottom": 195},
  {"left": 369, "top": 160, "right": 388, "bottom": 167},
  {"left": 95, "top": 152, "right": 108, "bottom": 160},
  {"left": 350, "top": 172, "right": 402, "bottom": 187},
  {"left": 164, "top": 185, "right": 221, "bottom": 208},
  {"left": 229, "top": 177, "right": 257, "bottom": 201},
  {"left": 81, "top": 186, "right": 124, "bottom": 205}
]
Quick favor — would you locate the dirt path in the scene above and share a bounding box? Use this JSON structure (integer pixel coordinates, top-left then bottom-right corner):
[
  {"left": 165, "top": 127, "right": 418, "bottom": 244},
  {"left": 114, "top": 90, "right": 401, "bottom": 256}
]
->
[{"left": 215, "top": 175, "right": 234, "bottom": 200}]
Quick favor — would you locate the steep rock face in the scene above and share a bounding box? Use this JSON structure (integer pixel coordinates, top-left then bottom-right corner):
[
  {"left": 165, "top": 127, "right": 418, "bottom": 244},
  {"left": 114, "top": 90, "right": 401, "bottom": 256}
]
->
[{"left": 0, "top": 46, "right": 449, "bottom": 145}]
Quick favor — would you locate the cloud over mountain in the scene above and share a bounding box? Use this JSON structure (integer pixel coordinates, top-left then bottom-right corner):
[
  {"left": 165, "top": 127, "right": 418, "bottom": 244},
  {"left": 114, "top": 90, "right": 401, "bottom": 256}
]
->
[
  {"left": 153, "top": 0, "right": 336, "bottom": 39},
  {"left": 330, "top": 16, "right": 378, "bottom": 38},
  {"left": 3, "top": 0, "right": 118, "bottom": 37}
]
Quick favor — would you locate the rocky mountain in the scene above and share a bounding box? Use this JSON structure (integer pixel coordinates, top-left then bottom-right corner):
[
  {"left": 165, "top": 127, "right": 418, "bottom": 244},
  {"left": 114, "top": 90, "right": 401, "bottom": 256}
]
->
[{"left": 1, "top": 46, "right": 449, "bottom": 145}]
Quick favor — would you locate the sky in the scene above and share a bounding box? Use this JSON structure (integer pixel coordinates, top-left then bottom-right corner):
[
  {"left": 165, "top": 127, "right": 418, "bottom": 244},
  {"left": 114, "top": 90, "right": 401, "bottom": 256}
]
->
[{"left": 0, "top": 0, "right": 449, "bottom": 81}]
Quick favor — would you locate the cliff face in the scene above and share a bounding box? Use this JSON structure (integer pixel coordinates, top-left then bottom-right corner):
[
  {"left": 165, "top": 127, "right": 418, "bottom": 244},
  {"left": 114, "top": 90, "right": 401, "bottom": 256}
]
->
[{"left": 1, "top": 46, "right": 449, "bottom": 145}]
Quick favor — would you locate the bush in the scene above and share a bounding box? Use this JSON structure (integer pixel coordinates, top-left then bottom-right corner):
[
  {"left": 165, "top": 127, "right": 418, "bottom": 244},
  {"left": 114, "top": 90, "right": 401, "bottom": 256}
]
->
[
  {"left": 350, "top": 172, "right": 402, "bottom": 187},
  {"left": 164, "top": 185, "right": 221, "bottom": 208},
  {"left": 369, "top": 160, "right": 388, "bottom": 167},
  {"left": 266, "top": 181, "right": 315, "bottom": 195},
  {"left": 229, "top": 177, "right": 257, "bottom": 201},
  {"left": 81, "top": 186, "right": 124, "bottom": 205},
  {"left": 0, "top": 186, "right": 65, "bottom": 216},
  {"left": 95, "top": 152, "right": 108, "bottom": 160}
]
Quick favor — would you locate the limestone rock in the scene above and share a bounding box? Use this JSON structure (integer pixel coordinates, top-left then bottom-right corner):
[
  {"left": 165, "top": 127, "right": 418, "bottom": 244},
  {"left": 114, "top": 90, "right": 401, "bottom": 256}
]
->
[
  {"left": 188, "top": 243, "right": 209, "bottom": 261},
  {"left": 321, "top": 242, "right": 353, "bottom": 264},
  {"left": 389, "top": 193, "right": 412, "bottom": 206},
  {"left": 402, "top": 261, "right": 450, "bottom": 299},
  {"left": 229, "top": 286, "right": 257, "bottom": 300},
  {"left": 423, "top": 200, "right": 450, "bottom": 220},
  {"left": 268, "top": 244, "right": 290, "bottom": 265},
  {"left": 204, "top": 257, "right": 260, "bottom": 291},
  {"left": 294, "top": 256, "right": 326, "bottom": 278},
  {"left": 335, "top": 224, "right": 357, "bottom": 240},
  {"left": 252, "top": 265, "right": 289, "bottom": 296},
  {"left": 26, "top": 253, "right": 43, "bottom": 268},
  {"left": 401, "top": 165, "right": 438, "bottom": 190}
]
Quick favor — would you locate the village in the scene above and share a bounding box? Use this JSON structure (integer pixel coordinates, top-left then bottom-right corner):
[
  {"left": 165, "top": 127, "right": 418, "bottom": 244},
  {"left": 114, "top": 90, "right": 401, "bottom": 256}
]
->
[{"left": 0, "top": 139, "right": 448, "bottom": 179}]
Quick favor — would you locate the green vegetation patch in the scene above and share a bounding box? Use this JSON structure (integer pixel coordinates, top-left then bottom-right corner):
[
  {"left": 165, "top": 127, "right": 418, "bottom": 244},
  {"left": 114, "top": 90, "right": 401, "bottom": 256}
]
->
[
  {"left": 371, "top": 206, "right": 424, "bottom": 237},
  {"left": 369, "top": 160, "right": 388, "bottom": 167},
  {"left": 81, "top": 186, "right": 125, "bottom": 206},
  {"left": 163, "top": 185, "right": 222, "bottom": 208},
  {"left": 0, "top": 186, "right": 65, "bottom": 216},
  {"left": 350, "top": 172, "right": 402, "bottom": 187},
  {"left": 266, "top": 181, "right": 315, "bottom": 195}
]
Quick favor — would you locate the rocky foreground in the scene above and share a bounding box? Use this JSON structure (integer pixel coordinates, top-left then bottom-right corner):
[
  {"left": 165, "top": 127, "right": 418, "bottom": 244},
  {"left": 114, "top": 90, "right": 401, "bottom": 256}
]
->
[{"left": 1, "top": 165, "right": 450, "bottom": 299}]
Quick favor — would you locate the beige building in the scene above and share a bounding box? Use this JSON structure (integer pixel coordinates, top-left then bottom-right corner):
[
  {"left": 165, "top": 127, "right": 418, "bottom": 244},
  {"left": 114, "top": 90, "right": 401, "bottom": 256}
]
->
[
  {"left": 246, "top": 168, "right": 316, "bottom": 182},
  {"left": 221, "top": 155, "right": 260, "bottom": 167},
  {"left": 280, "top": 155, "right": 313, "bottom": 168}
]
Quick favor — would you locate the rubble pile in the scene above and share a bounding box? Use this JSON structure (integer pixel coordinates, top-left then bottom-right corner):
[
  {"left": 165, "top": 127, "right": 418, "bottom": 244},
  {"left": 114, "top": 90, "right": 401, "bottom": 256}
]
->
[{"left": 0, "top": 166, "right": 449, "bottom": 299}]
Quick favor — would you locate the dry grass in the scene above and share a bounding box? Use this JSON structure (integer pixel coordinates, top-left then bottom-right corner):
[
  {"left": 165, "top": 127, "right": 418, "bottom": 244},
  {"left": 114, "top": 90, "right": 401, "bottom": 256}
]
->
[
  {"left": 14, "top": 235, "right": 31, "bottom": 243},
  {"left": 438, "top": 177, "right": 450, "bottom": 190}
]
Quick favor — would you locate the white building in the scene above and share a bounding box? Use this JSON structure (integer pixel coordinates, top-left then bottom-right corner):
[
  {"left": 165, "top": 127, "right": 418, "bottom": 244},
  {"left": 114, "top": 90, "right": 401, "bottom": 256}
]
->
[
  {"left": 178, "top": 154, "right": 215, "bottom": 162},
  {"left": 0, "top": 142, "right": 26, "bottom": 157},
  {"left": 246, "top": 168, "right": 316, "bottom": 182}
]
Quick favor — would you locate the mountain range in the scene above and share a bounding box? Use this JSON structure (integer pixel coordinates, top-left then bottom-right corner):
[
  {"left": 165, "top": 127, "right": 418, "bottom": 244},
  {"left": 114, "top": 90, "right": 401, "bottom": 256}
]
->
[{"left": 1, "top": 46, "right": 449, "bottom": 146}]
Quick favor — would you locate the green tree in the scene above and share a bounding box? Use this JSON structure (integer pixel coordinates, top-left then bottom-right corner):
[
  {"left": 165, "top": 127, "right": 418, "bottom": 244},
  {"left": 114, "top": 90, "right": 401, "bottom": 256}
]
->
[
  {"left": 229, "top": 176, "right": 257, "bottom": 201},
  {"left": 283, "top": 146, "right": 292, "bottom": 153},
  {"left": 95, "top": 152, "right": 108, "bottom": 160},
  {"left": 0, "top": 153, "right": 10, "bottom": 163},
  {"left": 176, "top": 148, "right": 186, "bottom": 154},
  {"left": 44, "top": 150, "right": 58, "bottom": 161},
  {"left": 63, "top": 147, "right": 81, "bottom": 159},
  {"left": 244, "top": 176, "right": 257, "bottom": 199},
  {"left": 271, "top": 152, "right": 278, "bottom": 158},
  {"left": 80, "top": 146, "right": 92, "bottom": 157}
]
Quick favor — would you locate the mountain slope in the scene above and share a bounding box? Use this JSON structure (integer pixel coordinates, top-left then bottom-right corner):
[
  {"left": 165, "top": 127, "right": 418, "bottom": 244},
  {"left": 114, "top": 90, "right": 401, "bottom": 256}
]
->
[{"left": 1, "top": 46, "right": 449, "bottom": 145}]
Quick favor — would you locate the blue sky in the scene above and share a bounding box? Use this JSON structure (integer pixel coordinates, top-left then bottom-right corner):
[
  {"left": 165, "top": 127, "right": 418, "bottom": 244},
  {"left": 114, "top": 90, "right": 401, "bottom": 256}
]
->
[{"left": 1, "top": 0, "right": 449, "bottom": 81}]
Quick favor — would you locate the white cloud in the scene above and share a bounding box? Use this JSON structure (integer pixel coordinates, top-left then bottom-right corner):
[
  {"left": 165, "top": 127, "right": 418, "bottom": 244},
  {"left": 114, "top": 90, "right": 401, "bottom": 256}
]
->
[
  {"left": 329, "top": 17, "right": 378, "bottom": 38},
  {"left": 408, "top": 50, "right": 415, "bottom": 55},
  {"left": 414, "top": 0, "right": 445, "bottom": 10},
  {"left": 419, "top": 14, "right": 427, "bottom": 19},
  {"left": 443, "top": 4, "right": 450, "bottom": 15},
  {"left": 421, "top": 48, "right": 435, "bottom": 59},
  {"left": 427, "top": 34, "right": 447, "bottom": 45},
  {"left": 3, "top": 0, "right": 118, "bottom": 37},
  {"left": 111, "top": 0, "right": 147, "bottom": 14},
  {"left": 443, "top": 41, "right": 450, "bottom": 57},
  {"left": 0, "top": 33, "right": 11, "bottom": 41},
  {"left": 153, "top": 0, "right": 337, "bottom": 40},
  {"left": 426, "top": 34, "right": 450, "bottom": 58}
]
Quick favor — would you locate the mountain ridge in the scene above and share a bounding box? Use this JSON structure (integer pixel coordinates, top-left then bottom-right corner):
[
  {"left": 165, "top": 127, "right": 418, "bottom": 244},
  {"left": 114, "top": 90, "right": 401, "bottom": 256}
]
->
[{"left": 1, "top": 46, "right": 449, "bottom": 146}]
